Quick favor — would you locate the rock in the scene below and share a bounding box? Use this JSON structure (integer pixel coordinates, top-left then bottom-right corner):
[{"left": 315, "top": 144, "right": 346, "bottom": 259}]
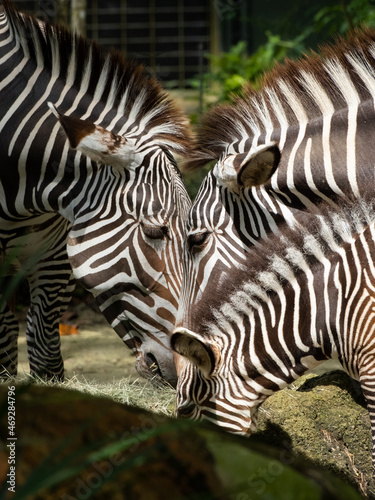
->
[
  {"left": 253, "top": 370, "right": 374, "bottom": 498},
  {"left": 0, "top": 384, "right": 219, "bottom": 500},
  {"left": 0, "top": 381, "right": 367, "bottom": 499}
]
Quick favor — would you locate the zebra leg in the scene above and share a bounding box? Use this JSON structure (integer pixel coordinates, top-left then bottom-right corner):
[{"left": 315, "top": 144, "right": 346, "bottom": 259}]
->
[
  {"left": 0, "top": 296, "right": 19, "bottom": 378},
  {"left": 26, "top": 267, "right": 75, "bottom": 381}
]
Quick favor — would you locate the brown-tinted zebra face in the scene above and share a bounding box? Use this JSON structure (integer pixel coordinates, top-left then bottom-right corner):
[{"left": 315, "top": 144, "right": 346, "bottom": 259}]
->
[
  {"left": 66, "top": 147, "right": 190, "bottom": 386},
  {"left": 173, "top": 144, "right": 282, "bottom": 416},
  {"left": 171, "top": 328, "right": 258, "bottom": 433}
]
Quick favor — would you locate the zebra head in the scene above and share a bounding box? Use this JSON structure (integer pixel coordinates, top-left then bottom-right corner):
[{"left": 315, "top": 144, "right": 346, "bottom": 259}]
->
[
  {"left": 177, "top": 142, "right": 281, "bottom": 319},
  {"left": 0, "top": 1, "right": 194, "bottom": 384},
  {"left": 170, "top": 143, "right": 282, "bottom": 428},
  {"left": 171, "top": 327, "right": 260, "bottom": 434},
  {"left": 49, "top": 106, "right": 191, "bottom": 386}
]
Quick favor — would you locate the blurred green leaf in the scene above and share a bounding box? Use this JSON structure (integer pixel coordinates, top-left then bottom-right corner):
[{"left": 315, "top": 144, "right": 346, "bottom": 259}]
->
[{"left": 193, "top": 0, "right": 375, "bottom": 113}]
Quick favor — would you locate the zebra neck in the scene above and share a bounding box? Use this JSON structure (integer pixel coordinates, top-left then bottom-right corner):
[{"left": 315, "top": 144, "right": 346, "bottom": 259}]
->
[
  {"left": 0, "top": 8, "right": 18, "bottom": 58},
  {"left": 194, "top": 202, "right": 375, "bottom": 386},
  {"left": 0, "top": 2, "right": 190, "bottom": 154},
  {"left": 50, "top": 158, "right": 126, "bottom": 223}
]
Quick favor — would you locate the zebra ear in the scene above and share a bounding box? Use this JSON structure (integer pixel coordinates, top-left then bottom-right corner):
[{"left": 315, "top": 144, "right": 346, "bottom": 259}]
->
[
  {"left": 171, "top": 329, "right": 219, "bottom": 378},
  {"left": 48, "top": 103, "right": 135, "bottom": 169},
  {"left": 216, "top": 143, "right": 281, "bottom": 190}
]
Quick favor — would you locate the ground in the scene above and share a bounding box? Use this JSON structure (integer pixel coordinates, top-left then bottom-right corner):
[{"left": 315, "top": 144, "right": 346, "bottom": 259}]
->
[
  {"left": 12, "top": 303, "right": 375, "bottom": 498},
  {"left": 16, "top": 302, "right": 141, "bottom": 384},
  {"left": 16, "top": 302, "right": 341, "bottom": 385}
]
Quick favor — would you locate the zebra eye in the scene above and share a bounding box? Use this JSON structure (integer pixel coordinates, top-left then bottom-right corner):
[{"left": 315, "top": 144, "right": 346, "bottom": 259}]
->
[
  {"left": 187, "top": 232, "right": 210, "bottom": 253},
  {"left": 177, "top": 401, "right": 196, "bottom": 418},
  {"left": 141, "top": 222, "right": 170, "bottom": 240}
]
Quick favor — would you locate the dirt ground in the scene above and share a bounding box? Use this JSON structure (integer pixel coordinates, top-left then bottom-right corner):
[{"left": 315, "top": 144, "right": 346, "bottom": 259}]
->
[
  {"left": 16, "top": 303, "right": 142, "bottom": 384},
  {"left": 16, "top": 300, "right": 343, "bottom": 386}
]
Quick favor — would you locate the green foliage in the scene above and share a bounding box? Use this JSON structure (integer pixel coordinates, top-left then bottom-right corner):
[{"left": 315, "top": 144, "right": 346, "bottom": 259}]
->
[
  {"left": 196, "top": 0, "right": 375, "bottom": 107},
  {"left": 203, "top": 32, "right": 305, "bottom": 102},
  {"left": 314, "top": 0, "right": 375, "bottom": 34}
]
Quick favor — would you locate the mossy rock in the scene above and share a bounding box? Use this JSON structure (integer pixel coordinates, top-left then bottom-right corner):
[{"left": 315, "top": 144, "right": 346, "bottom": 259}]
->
[
  {"left": 253, "top": 370, "right": 374, "bottom": 498},
  {"left": 0, "top": 381, "right": 367, "bottom": 500}
]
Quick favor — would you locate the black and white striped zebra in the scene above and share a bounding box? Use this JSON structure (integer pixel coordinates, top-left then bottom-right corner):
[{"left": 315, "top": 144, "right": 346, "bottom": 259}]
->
[
  {"left": 170, "top": 29, "right": 375, "bottom": 470},
  {"left": 0, "top": 0, "right": 192, "bottom": 384},
  {"left": 172, "top": 199, "right": 375, "bottom": 466},
  {"left": 177, "top": 29, "right": 375, "bottom": 315}
]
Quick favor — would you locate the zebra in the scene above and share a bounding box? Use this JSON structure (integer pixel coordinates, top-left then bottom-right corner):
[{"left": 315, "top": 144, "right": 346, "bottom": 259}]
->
[
  {"left": 170, "top": 29, "right": 375, "bottom": 468},
  {"left": 178, "top": 29, "right": 375, "bottom": 313},
  {"left": 171, "top": 198, "right": 375, "bottom": 468},
  {"left": 0, "top": 0, "right": 192, "bottom": 384}
]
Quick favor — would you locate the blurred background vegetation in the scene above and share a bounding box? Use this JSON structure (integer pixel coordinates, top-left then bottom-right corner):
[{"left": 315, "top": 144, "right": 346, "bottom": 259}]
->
[{"left": 193, "top": 0, "right": 375, "bottom": 106}]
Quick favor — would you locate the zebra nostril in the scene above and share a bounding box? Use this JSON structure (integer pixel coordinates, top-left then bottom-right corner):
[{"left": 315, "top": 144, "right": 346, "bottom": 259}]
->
[{"left": 177, "top": 401, "right": 196, "bottom": 418}]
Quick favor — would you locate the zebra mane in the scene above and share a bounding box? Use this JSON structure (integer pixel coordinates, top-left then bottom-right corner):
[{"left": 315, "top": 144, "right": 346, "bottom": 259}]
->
[
  {"left": 2, "top": 0, "right": 191, "bottom": 156},
  {"left": 194, "top": 197, "right": 375, "bottom": 332},
  {"left": 185, "top": 27, "right": 375, "bottom": 170}
]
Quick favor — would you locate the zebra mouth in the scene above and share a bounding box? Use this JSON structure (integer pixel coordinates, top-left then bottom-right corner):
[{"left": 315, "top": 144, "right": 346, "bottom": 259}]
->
[
  {"left": 119, "top": 322, "right": 177, "bottom": 386},
  {"left": 134, "top": 349, "right": 177, "bottom": 388},
  {"left": 145, "top": 352, "right": 163, "bottom": 379}
]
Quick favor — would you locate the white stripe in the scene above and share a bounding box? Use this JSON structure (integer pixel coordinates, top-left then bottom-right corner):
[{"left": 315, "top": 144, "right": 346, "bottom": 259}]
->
[
  {"left": 347, "top": 103, "right": 360, "bottom": 197},
  {"left": 305, "top": 138, "right": 339, "bottom": 210},
  {"left": 1, "top": 65, "right": 44, "bottom": 138},
  {"left": 0, "top": 53, "right": 28, "bottom": 92},
  {"left": 347, "top": 51, "right": 375, "bottom": 97},
  {"left": 324, "top": 58, "right": 361, "bottom": 197}
]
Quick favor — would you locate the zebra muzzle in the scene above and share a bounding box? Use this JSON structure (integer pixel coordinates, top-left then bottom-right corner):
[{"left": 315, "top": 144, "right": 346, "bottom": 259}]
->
[{"left": 134, "top": 347, "right": 178, "bottom": 388}]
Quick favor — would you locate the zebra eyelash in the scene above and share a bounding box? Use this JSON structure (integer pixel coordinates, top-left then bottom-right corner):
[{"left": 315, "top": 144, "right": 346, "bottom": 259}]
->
[
  {"left": 140, "top": 221, "right": 170, "bottom": 240},
  {"left": 186, "top": 231, "right": 211, "bottom": 253}
]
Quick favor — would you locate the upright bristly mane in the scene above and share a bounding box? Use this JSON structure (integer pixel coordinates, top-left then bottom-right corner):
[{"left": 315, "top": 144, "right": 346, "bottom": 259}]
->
[
  {"left": 185, "top": 28, "right": 375, "bottom": 170},
  {"left": 1, "top": 0, "right": 191, "bottom": 156}
]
